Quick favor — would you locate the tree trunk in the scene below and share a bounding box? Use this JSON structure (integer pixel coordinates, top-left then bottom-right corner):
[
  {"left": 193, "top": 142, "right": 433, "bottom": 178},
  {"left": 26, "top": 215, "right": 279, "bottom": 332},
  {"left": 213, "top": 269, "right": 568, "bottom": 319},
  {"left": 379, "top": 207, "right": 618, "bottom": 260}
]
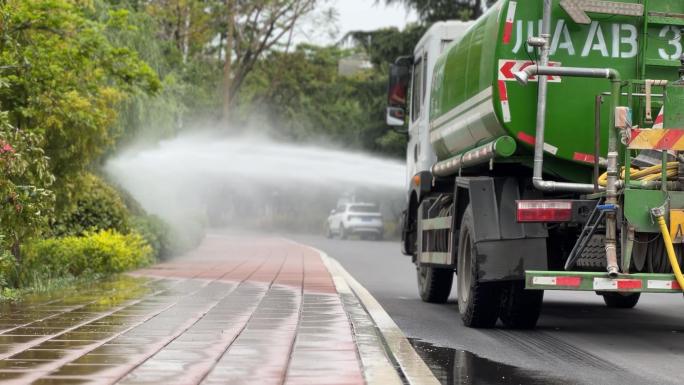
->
[
  {"left": 181, "top": 3, "right": 191, "bottom": 64},
  {"left": 11, "top": 240, "right": 20, "bottom": 263},
  {"left": 222, "top": 0, "right": 236, "bottom": 124}
]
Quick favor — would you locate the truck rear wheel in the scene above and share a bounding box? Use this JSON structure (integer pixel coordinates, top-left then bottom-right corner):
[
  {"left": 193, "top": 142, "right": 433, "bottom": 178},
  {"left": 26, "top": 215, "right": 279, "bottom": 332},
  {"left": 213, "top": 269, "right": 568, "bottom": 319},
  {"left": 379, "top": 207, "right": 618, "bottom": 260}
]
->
[
  {"left": 457, "top": 208, "right": 503, "bottom": 328},
  {"left": 499, "top": 281, "right": 543, "bottom": 329},
  {"left": 600, "top": 292, "right": 640, "bottom": 308},
  {"left": 416, "top": 265, "right": 453, "bottom": 303}
]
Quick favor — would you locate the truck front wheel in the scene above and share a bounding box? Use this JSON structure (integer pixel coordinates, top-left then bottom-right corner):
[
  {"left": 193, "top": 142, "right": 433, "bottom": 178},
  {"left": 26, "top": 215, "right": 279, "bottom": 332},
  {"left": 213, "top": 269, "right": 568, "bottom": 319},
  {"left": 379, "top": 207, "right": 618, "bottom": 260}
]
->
[
  {"left": 417, "top": 264, "right": 453, "bottom": 303},
  {"left": 457, "top": 208, "right": 503, "bottom": 328},
  {"left": 499, "top": 281, "right": 543, "bottom": 329}
]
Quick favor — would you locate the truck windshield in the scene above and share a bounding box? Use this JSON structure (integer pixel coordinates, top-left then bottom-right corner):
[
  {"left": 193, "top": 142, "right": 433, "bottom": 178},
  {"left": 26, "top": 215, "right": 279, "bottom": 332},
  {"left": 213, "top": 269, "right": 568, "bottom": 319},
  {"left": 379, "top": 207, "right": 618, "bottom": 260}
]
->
[{"left": 349, "top": 205, "right": 378, "bottom": 213}]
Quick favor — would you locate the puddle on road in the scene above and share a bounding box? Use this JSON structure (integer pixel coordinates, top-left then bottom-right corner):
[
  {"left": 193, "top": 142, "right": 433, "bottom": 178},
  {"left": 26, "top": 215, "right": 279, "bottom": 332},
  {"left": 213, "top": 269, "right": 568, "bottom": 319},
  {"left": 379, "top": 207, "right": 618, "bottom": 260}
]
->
[{"left": 409, "top": 338, "right": 571, "bottom": 385}]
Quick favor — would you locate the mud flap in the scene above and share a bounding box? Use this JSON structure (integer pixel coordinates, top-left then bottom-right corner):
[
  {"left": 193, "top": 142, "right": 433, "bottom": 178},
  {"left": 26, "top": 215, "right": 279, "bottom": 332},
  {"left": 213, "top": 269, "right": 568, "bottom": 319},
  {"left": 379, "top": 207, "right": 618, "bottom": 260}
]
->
[{"left": 457, "top": 177, "right": 548, "bottom": 282}]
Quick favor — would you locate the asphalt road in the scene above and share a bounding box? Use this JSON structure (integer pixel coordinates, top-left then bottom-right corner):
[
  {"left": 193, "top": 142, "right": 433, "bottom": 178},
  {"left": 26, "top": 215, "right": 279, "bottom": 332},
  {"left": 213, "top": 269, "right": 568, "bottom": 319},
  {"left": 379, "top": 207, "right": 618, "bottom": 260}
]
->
[{"left": 290, "top": 234, "right": 684, "bottom": 385}]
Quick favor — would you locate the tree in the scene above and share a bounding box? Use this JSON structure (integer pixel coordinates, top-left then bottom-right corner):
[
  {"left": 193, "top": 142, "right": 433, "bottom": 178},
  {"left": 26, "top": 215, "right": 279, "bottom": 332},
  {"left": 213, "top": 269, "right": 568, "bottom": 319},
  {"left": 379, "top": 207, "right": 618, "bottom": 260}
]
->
[
  {"left": 220, "top": 0, "right": 318, "bottom": 122},
  {"left": 238, "top": 44, "right": 404, "bottom": 157},
  {"left": 382, "top": 0, "right": 497, "bottom": 22},
  {"left": 345, "top": 24, "right": 428, "bottom": 67},
  {"left": 0, "top": 107, "right": 54, "bottom": 260},
  {"left": 142, "top": 0, "right": 218, "bottom": 65},
  {"left": 0, "top": 0, "right": 160, "bottom": 205}
]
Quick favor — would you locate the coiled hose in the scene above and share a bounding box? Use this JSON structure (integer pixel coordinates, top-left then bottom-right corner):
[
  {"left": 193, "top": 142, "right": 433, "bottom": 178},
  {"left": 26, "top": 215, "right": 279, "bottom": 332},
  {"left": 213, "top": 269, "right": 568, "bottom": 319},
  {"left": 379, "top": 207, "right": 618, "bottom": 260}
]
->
[{"left": 598, "top": 162, "right": 678, "bottom": 187}]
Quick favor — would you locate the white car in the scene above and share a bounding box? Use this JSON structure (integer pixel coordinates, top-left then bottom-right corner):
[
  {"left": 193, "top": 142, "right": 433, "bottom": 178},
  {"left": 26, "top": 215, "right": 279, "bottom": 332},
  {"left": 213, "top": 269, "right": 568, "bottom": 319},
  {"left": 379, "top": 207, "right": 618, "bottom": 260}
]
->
[{"left": 327, "top": 203, "right": 384, "bottom": 240}]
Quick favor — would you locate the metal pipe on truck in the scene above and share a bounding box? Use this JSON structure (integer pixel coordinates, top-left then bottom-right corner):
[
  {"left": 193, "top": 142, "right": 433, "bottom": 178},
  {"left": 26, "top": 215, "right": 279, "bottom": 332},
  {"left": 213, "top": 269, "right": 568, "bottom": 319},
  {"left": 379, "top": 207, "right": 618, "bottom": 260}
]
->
[{"left": 431, "top": 136, "right": 516, "bottom": 177}]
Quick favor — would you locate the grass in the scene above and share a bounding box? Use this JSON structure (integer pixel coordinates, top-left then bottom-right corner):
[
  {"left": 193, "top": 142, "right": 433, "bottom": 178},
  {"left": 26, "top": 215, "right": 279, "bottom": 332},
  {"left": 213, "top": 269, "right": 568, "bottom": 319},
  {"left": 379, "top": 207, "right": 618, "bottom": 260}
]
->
[{"left": 0, "top": 272, "right": 106, "bottom": 302}]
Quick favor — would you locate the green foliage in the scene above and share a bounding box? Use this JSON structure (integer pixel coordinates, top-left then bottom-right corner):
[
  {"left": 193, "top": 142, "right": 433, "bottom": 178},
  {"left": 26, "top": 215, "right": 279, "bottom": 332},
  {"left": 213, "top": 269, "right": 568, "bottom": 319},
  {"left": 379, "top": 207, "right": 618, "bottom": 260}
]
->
[
  {"left": 382, "top": 0, "right": 496, "bottom": 23},
  {"left": 239, "top": 44, "right": 405, "bottom": 157},
  {"left": 0, "top": 0, "right": 160, "bottom": 204},
  {"left": 23, "top": 230, "right": 153, "bottom": 279},
  {"left": 53, "top": 174, "right": 130, "bottom": 237},
  {"left": 0, "top": 113, "right": 55, "bottom": 255},
  {"left": 50, "top": 174, "right": 180, "bottom": 261},
  {"left": 130, "top": 215, "right": 172, "bottom": 260},
  {"left": 347, "top": 24, "right": 428, "bottom": 67},
  {"left": 0, "top": 248, "right": 18, "bottom": 289}
]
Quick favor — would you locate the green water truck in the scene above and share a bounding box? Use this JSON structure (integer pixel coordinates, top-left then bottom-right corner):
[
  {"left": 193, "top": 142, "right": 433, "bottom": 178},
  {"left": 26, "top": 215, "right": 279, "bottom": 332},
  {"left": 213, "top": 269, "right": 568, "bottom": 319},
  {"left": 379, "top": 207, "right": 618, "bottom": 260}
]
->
[{"left": 388, "top": 0, "right": 684, "bottom": 328}]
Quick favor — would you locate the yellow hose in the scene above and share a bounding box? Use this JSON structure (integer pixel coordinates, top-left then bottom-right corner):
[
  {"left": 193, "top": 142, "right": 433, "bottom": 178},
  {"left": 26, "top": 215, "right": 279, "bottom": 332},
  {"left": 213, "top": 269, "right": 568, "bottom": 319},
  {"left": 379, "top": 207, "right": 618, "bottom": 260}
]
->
[
  {"left": 655, "top": 214, "right": 684, "bottom": 291},
  {"left": 597, "top": 162, "right": 678, "bottom": 187}
]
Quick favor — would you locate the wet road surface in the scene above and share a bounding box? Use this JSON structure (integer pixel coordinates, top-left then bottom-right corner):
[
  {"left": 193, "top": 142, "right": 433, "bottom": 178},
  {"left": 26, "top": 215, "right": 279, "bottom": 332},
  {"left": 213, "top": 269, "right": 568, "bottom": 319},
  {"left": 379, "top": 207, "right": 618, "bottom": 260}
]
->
[{"left": 293, "top": 234, "right": 684, "bottom": 385}]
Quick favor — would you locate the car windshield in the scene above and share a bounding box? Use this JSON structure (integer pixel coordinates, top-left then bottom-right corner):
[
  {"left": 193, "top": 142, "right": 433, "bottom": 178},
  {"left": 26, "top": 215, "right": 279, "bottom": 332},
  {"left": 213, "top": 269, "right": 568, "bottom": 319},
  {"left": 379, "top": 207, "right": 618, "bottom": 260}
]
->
[{"left": 349, "top": 205, "right": 378, "bottom": 213}]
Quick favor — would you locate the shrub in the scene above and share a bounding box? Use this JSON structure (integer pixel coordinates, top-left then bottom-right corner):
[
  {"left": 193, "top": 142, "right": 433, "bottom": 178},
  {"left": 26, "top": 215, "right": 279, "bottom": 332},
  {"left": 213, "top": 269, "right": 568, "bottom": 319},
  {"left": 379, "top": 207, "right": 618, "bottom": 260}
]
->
[
  {"left": 23, "top": 230, "right": 153, "bottom": 280},
  {"left": 130, "top": 215, "right": 173, "bottom": 260},
  {"left": 53, "top": 174, "right": 130, "bottom": 236},
  {"left": 0, "top": 249, "right": 18, "bottom": 289},
  {"left": 0, "top": 116, "right": 55, "bottom": 258}
]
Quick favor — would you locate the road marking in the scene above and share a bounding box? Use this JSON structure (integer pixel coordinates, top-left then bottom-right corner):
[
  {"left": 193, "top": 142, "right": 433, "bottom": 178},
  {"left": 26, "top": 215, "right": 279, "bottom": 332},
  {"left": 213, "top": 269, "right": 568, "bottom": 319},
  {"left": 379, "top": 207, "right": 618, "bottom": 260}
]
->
[{"left": 285, "top": 239, "right": 441, "bottom": 385}]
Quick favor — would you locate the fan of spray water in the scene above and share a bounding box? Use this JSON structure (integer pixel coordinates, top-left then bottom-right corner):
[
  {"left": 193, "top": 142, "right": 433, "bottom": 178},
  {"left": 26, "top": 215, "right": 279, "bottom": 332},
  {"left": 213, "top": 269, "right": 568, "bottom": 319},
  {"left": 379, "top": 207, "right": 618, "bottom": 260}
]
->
[{"left": 106, "top": 132, "right": 406, "bottom": 235}]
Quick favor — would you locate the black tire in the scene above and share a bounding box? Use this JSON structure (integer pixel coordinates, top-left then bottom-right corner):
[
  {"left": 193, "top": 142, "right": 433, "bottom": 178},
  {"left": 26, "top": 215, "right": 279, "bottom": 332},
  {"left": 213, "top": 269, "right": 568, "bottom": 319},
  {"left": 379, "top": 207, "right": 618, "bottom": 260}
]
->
[
  {"left": 326, "top": 226, "right": 333, "bottom": 239},
  {"left": 340, "top": 225, "right": 348, "bottom": 240},
  {"left": 499, "top": 281, "right": 543, "bottom": 329},
  {"left": 601, "top": 292, "right": 640, "bottom": 308},
  {"left": 457, "top": 207, "right": 503, "bottom": 328},
  {"left": 417, "top": 264, "right": 454, "bottom": 303}
]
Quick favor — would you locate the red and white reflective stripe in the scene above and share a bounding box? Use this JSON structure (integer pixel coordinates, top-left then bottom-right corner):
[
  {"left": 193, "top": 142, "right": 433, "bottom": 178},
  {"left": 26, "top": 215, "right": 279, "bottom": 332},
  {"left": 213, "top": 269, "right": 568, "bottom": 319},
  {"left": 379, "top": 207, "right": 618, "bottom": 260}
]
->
[
  {"left": 502, "top": 1, "right": 517, "bottom": 44},
  {"left": 593, "top": 278, "right": 642, "bottom": 291},
  {"left": 573, "top": 152, "right": 595, "bottom": 164},
  {"left": 647, "top": 280, "right": 681, "bottom": 290},
  {"left": 532, "top": 276, "right": 581, "bottom": 287},
  {"left": 498, "top": 80, "right": 511, "bottom": 123},
  {"left": 498, "top": 60, "right": 562, "bottom": 82},
  {"left": 653, "top": 107, "right": 664, "bottom": 128},
  {"left": 516, "top": 132, "right": 558, "bottom": 155}
]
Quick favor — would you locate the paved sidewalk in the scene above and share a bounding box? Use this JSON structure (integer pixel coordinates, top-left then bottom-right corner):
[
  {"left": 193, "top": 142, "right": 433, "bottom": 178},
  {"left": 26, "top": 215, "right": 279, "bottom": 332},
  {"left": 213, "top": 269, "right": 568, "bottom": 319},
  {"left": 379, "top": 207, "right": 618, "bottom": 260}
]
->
[{"left": 0, "top": 233, "right": 411, "bottom": 385}]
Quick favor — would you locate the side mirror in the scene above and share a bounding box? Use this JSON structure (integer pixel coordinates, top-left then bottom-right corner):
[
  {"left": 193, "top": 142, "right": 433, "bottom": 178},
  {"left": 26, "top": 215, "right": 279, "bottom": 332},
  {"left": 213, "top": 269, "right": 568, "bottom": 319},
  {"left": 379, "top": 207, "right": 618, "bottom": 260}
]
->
[
  {"left": 387, "top": 63, "right": 410, "bottom": 108},
  {"left": 386, "top": 58, "right": 412, "bottom": 129},
  {"left": 386, "top": 106, "right": 406, "bottom": 127}
]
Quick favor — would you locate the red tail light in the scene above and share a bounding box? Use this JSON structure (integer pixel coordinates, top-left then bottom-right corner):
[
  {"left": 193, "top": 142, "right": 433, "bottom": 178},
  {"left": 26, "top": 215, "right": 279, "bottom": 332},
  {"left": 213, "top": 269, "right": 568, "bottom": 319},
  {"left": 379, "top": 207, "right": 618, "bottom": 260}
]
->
[{"left": 517, "top": 200, "right": 572, "bottom": 222}]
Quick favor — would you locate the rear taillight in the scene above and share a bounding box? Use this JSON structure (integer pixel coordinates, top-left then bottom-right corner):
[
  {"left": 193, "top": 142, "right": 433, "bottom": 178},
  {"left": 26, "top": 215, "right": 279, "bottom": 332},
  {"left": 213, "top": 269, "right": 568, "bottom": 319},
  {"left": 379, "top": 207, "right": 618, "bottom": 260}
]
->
[{"left": 516, "top": 200, "right": 572, "bottom": 222}]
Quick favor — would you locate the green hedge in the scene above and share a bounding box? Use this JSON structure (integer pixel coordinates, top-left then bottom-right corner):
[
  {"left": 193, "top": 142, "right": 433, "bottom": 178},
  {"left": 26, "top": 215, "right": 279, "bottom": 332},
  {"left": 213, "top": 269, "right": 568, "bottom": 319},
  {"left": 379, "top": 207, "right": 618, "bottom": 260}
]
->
[
  {"left": 23, "top": 230, "right": 153, "bottom": 279},
  {"left": 130, "top": 215, "right": 173, "bottom": 260},
  {"left": 53, "top": 174, "right": 130, "bottom": 237}
]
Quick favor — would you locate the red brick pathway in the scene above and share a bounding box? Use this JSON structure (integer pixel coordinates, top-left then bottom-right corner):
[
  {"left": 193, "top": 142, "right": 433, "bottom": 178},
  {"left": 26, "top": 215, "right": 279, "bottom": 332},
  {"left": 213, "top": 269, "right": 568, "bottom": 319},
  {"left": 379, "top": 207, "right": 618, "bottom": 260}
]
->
[{"left": 0, "top": 234, "right": 366, "bottom": 385}]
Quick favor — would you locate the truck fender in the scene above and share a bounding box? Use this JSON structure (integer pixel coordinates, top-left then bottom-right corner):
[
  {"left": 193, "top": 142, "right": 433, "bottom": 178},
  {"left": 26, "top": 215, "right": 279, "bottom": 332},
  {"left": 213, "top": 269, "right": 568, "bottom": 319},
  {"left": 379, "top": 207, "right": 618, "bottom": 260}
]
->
[{"left": 456, "top": 177, "right": 548, "bottom": 282}]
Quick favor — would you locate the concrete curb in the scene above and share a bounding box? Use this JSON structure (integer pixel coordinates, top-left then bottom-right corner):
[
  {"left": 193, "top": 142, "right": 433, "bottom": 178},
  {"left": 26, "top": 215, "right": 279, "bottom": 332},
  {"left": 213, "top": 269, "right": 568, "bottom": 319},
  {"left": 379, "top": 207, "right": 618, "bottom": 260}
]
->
[
  {"left": 320, "top": 252, "right": 404, "bottom": 385},
  {"left": 291, "top": 240, "right": 441, "bottom": 385}
]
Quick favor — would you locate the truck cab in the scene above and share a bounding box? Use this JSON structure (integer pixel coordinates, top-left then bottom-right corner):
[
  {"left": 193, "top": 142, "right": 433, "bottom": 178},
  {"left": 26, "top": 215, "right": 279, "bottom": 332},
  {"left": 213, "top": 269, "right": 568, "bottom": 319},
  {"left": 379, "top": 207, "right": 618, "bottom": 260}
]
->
[
  {"left": 387, "top": 21, "right": 473, "bottom": 256},
  {"left": 388, "top": 21, "right": 474, "bottom": 192}
]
